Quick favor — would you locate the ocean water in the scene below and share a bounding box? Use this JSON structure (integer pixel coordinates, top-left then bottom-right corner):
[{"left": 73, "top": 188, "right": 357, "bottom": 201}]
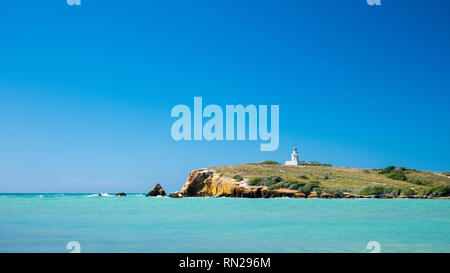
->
[{"left": 0, "top": 194, "right": 449, "bottom": 253}]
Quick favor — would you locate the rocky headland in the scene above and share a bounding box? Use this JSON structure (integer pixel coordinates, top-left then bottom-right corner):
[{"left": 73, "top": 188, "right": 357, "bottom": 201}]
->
[{"left": 168, "top": 163, "right": 450, "bottom": 199}]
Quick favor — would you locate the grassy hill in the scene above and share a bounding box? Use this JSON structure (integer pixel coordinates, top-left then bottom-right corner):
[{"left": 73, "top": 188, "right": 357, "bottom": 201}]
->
[{"left": 213, "top": 162, "right": 450, "bottom": 197}]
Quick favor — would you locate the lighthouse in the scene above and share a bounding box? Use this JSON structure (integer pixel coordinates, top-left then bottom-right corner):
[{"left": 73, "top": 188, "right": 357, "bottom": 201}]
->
[{"left": 285, "top": 147, "right": 300, "bottom": 165}]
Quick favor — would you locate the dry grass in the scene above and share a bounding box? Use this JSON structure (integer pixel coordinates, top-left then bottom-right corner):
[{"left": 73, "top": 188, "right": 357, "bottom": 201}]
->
[{"left": 213, "top": 164, "right": 450, "bottom": 193}]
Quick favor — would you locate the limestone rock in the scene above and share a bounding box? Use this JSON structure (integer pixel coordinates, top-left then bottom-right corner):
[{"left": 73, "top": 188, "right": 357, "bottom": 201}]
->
[
  {"left": 319, "top": 192, "right": 334, "bottom": 198},
  {"left": 307, "top": 192, "right": 319, "bottom": 198},
  {"left": 146, "top": 183, "right": 166, "bottom": 197},
  {"left": 177, "top": 169, "right": 308, "bottom": 198}
]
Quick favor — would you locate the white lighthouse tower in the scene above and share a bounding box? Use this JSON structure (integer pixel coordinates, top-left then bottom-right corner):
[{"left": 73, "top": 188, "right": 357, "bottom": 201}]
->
[{"left": 285, "top": 147, "right": 300, "bottom": 165}]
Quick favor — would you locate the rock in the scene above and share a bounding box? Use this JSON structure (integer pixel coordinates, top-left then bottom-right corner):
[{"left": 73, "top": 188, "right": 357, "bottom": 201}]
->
[
  {"left": 168, "top": 193, "right": 183, "bottom": 198},
  {"left": 146, "top": 183, "right": 166, "bottom": 197},
  {"left": 115, "top": 192, "right": 126, "bottom": 196},
  {"left": 307, "top": 192, "right": 319, "bottom": 198},
  {"left": 378, "top": 195, "right": 393, "bottom": 199},
  {"left": 294, "top": 193, "right": 307, "bottom": 198},
  {"left": 319, "top": 192, "right": 334, "bottom": 198},
  {"left": 344, "top": 193, "right": 362, "bottom": 198},
  {"left": 178, "top": 169, "right": 310, "bottom": 199},
  {"left": 411, "top": 195, "right": 426, "bottom": 199}
]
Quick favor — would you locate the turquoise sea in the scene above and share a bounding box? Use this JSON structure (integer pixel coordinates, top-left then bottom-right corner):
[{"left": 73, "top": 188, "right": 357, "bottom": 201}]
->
[{"left": 0, "top": 194, "right": 449, "bottom": 253}]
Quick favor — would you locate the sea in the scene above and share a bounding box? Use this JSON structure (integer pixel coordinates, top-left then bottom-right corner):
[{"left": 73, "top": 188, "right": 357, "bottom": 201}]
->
[{"left": 0, "top": 193, "right": 449, "bottom": 253}]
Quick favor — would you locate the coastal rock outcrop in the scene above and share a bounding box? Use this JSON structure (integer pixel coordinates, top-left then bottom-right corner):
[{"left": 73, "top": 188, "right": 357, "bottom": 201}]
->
[
  {"left": 115, "top": 192, "right": 127, "bottom": 196},
  {"left": 175, "top": 169, "right": 307, "bottom": 198},
  {"left": 168, "top": 192, "right": 183, "bottom": 198},
  {"left": 172, "top": 164, "right": 449, "bottom": 199},
  {"left": 146, "top": 183, "right": 166, "bottom": 197},
  {"left": 319, "top": 192, "right": 334, "bottom": 198}
]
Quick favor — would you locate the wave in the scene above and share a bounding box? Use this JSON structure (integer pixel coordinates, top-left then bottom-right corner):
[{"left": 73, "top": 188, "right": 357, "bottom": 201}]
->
[{"left": 87, "top": 193, "right": 112, "bottom": 197}]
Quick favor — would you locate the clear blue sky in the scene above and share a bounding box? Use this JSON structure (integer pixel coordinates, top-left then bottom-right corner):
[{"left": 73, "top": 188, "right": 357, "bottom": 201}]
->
[{"left": 1, "top": 0, "right": 449, "bottom": 193}]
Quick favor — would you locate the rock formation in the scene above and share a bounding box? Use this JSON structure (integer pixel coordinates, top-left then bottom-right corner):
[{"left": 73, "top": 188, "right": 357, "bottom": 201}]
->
[
  {"left": 173, "top": 169, "right": 307, "bottom": 198},
  {"left": 167, "top": 163, "right": 450, "bottom": 199},
  {"left": 115, "top": 192, "right": 127, "bottom": 196},
  {"left": 146, "top": 183, "right": 166, "bottom": 197}
]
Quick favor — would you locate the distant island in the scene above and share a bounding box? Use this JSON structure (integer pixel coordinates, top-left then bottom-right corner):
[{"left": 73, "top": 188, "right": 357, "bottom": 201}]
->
[{"left": 166, "top": 161, "right": 450, "bottom": 199}]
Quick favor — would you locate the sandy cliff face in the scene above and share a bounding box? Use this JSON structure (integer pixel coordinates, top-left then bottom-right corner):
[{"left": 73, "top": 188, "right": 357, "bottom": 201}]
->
[{"left": 177, "top": 169, "right": 306, "bottom": 198}]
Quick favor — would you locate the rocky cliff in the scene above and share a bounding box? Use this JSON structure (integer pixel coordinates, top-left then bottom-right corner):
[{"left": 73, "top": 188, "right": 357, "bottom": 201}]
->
[{"left": 176, "top": 169, "right": 306, "bottom": 198}]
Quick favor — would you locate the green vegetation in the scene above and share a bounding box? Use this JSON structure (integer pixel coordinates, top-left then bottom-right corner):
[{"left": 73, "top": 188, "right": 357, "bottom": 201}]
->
[
  {"left": 428, "top": 186, "right": 450, "bottom": 197},
  {"left": 247, "top": 177, "right": 262, "bottom": 185},
  {"left": 232, "top": 175, "right": 243, "bottom": 182},
  {"left": 410, "top": 179, "right": 426, "bottom": 186},
  {"left": 402, "top": 188, "right": 416, "bottom": 196},
  {"left": 379, "top": 166, "right": 403, "bottom": 174},
  {"left": 360, "top": 186, "right": 393, "bottom": 196},
  {"left": 247, "top": 176, "right": 282, "bottom": 186},
  {"left": 296, "top": 181, "right": 321, "bottom": 195},
  {"left": 387, "top": 172, "right": 407, "bottom": 181},
  {"left": 304, "top": 162, "right": 332, "bottom": 167},
  {"left": 258, "top": 160, "right": 280, "bottom": 165},
  {"left": 359, "top": 186, "right": 416, "bottom": 197},
  {"left": 213, "top": 163, "right": 450, "bottom": 197},
  {"left": 328, "top": 189, "right": 345, "bottom": 198},
  {"left": 379, "top": 166, "right": 408, "bottom": 181}
]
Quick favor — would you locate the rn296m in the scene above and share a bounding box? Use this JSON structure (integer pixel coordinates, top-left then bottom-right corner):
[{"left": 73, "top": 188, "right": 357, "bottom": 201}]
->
[{"left": 223, "top": 257, "right": 270, "bottom": 268}]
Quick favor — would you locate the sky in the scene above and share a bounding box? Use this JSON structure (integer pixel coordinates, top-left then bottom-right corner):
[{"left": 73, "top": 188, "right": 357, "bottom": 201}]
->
[{"left": 0, "top": 0, "right": 449, "bottom": 193}]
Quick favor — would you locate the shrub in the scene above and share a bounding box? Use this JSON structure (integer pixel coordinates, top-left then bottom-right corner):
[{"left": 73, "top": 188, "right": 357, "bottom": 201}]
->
[
  {"left": 314, "top": 188, "right": 323, "bottom": 195},
  {"left": 272, "top": 176, "right": 283, "bottom": 183},
  {"left": 233, "top": 175, "right": 243, "bottom": 182},
  {"left": 247, "top": 177, "right": 262, "bottom": 185},
  {"left": 379, "top": 166, "right": 398, "bottom": 174},
  {"left": 259, "top": 160, "right": 280, "bottom": 165},
  {"left": 305, "top": 162, "right": 332, "bottom": 167},
  {"left": 298, "top": 175, "right": 309, "bottom": 180},
  {"left": 268, "top": 184, "right": 281, "bottom": 190},
  {"left": 410, "top": 179, "right": 426, "bottom": 186},
  {"left": 391, "top": 188, "right": 402, "bottom": 196},
  {"left": 297, "top": 185, "right": 313, "bottom": 195},
  {"left": 387, "top": 172, "right": 407, "bottom": 181},
  {"left": 248, "top": 176, "right": 283, "bottom": 186},
  {"left": 328, "top": 190, "right": 344, "bottom": 198},
  {"left": 401, "top": 188, "right": 416, "bottom": 196},
  {"left": 378, "top": 165, "right": 408, "bottom": 180},
  {"left": 297, "top": 181, "right": 321, "bottom": 195},
  {"left": 360, "top": 186, "right": 392, "bottom": 196},
  {"left": 268, "top": 181, "right": 295, "bottom": 190},
  {"left": 430, "top": 186, "right": 450, "bottom": 197},
  {"left": 288, "top": 183, "right": 301, "bottom": 190}
]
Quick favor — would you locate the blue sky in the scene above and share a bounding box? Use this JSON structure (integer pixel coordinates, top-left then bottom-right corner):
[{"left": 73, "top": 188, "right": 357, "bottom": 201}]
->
[{"left": 0, "top": 0, "right": 449, "bottom": 193}]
